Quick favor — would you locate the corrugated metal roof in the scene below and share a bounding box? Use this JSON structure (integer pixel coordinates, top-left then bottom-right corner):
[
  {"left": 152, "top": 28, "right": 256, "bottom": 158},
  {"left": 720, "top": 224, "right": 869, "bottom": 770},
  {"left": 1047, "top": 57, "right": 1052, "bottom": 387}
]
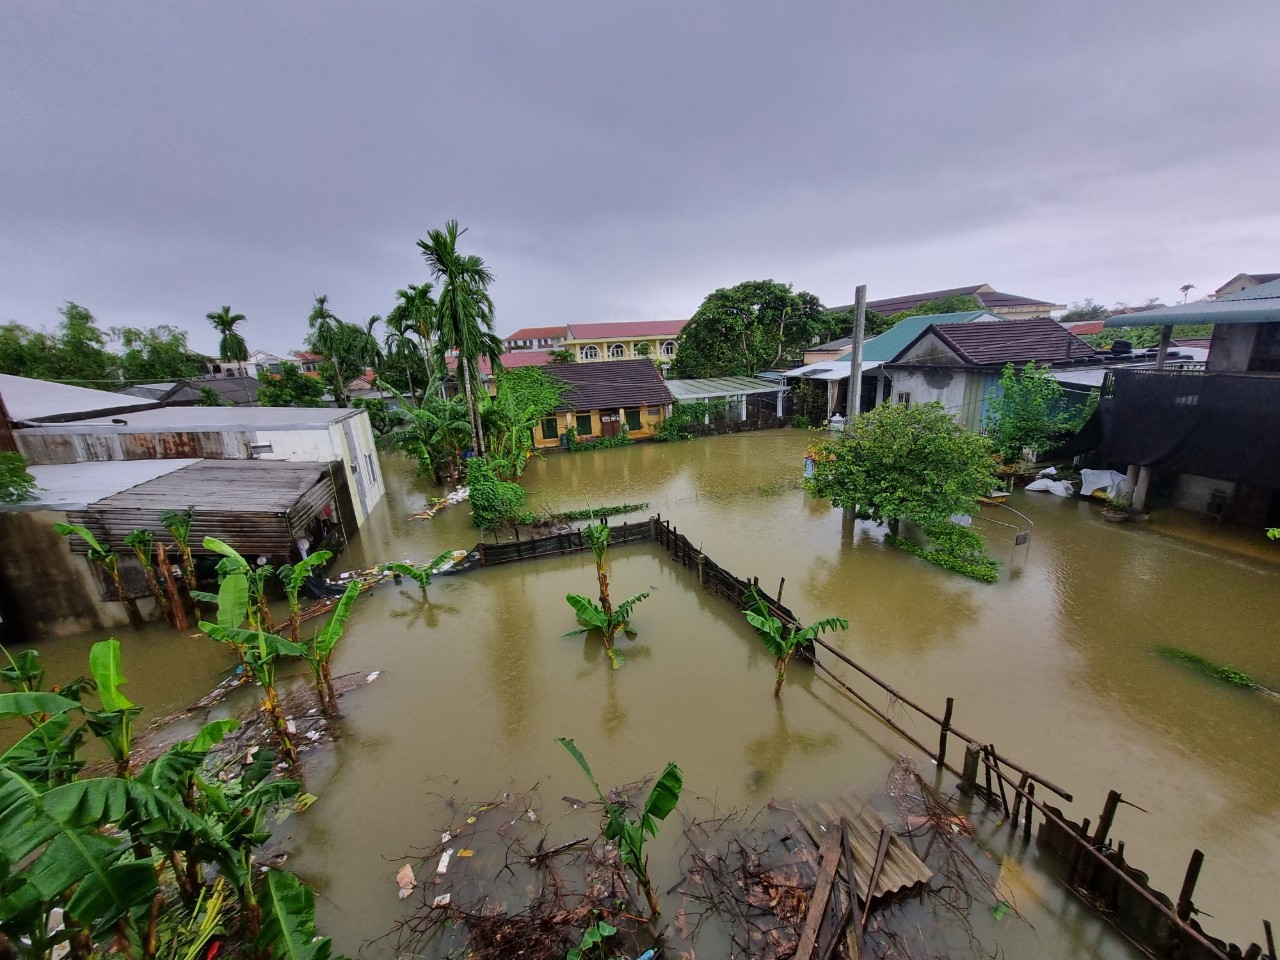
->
[
  {"left": 24, "top": 406, "right": 360, "bottom": 434},
  {"left": 666, "top": 376, "right": 784, "bottom": 400},
  {"left": 540, "top": 358, "right": 673, "bottom": 411},
  {"left": 2, "top": 459, "right": 198, "bottom": 512},
  {"left": 1104, "top": 278, "right": 1280, "bottom": 326}
]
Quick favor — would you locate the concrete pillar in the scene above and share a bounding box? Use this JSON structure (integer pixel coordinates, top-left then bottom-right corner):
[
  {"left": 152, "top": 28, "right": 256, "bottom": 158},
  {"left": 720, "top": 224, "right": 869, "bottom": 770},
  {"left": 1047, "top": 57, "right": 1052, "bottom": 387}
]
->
[
  {"left": 1124, "top": 464, "right": 1139, "bottom": 502},
  {"left": 775, "top": 388, "right": 783, "bottom": 417},
  {"left": 1155, "top": 325, "right": 1174, "bottom": 369},
  {"left": 876, "top": 369, "right": 886, "bottom": 409},
  {"left": 740, "top": 394, "right": 747, "bottom": 420},
  {"left": 1132, "top": 465, "right": 1153, "bottom": 512}
]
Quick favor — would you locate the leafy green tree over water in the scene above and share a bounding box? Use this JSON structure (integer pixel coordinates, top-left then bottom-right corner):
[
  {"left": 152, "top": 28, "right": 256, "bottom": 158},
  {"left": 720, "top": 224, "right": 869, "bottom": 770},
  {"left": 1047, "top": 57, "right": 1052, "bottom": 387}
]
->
[{"left": 983, "top": 362, "right": 1095, "bottom": 462}]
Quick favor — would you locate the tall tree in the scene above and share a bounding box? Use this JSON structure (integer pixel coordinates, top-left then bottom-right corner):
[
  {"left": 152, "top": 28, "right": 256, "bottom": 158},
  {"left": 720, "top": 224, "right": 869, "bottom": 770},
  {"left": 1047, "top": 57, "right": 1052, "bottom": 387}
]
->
[
  {"left": 418, "top": 221, "right": 503, "bottom": 456},
  {"left": 306, "top": 295, "right": 376, "bottom": 407},
  {"left": 384, "top": 283, "right": 436, "bottom": 400},
  {"left": 670, "top": 280, "right": 832, "bottom": 378},
  {"left": 205, "top": 305, "right": 248, "bottom": 376}
]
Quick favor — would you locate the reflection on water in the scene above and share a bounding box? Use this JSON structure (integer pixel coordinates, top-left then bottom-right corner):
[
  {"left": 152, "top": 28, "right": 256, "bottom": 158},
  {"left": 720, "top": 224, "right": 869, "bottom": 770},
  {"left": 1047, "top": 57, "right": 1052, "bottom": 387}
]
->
[{"left": 15, "top": 434, "right": 1279, "bottom": 957}]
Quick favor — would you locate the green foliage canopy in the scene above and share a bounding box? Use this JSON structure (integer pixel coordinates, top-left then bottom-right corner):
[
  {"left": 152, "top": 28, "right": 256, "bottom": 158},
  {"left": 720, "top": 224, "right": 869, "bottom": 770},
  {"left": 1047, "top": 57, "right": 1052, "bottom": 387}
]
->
[
  {"left": 983, "top": 362, "right": 1095, "bottom": 461},
  {"left": 670, "top": 280, "right": 834, "bottom": 377},
  {"left": 258, "top": 362, "right": 328, "bottom": 408}
]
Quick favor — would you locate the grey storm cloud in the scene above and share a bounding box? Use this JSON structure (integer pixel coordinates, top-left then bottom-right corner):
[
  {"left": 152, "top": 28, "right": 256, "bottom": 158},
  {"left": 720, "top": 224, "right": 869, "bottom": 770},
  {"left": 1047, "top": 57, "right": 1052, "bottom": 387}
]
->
[{"left": 2, "top": 1, "right": 1277, "bottom": 355}]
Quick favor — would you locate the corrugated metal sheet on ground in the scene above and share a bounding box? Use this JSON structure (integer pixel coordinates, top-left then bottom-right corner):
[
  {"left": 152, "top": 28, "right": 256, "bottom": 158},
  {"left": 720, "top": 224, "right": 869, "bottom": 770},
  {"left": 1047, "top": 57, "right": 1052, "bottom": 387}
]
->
[{"left": 784, "top": 793, "right": 932, "bottom": 901}]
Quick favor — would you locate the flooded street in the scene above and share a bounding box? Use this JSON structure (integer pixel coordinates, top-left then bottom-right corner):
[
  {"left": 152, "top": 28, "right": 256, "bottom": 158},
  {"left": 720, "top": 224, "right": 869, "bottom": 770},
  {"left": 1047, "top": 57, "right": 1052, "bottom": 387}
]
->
[{"left": 24, "top": 431, "right": 1280, "bottom": 957}]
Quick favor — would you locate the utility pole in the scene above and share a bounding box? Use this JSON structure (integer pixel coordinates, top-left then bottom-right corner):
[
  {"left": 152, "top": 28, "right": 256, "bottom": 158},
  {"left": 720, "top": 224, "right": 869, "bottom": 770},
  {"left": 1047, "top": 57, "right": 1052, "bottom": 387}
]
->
[{"left": 844, "top": 284, "right": 867, "bottom": 425}]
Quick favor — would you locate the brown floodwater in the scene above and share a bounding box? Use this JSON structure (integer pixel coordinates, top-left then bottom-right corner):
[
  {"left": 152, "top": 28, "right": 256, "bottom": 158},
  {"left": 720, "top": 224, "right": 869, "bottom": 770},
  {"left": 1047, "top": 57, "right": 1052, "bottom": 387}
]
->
[{"left": 15, "top": 432, "right": 1280, "bottom": 957}]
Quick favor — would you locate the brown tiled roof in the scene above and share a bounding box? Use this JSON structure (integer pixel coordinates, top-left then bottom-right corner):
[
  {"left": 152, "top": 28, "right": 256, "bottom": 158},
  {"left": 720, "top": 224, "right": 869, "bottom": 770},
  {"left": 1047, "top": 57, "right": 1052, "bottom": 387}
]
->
[
  {"left": 504, "top": 325, "right": 567, "bottom": 341},
  {"left": 538, "top": 359, "right": 673, "bottom": 412},
  {"left": 565, "top": 320, "right": 687, "bottom": 340},
  {"left": 901, "top": 317, "right": 1096, "bottom": 366}
]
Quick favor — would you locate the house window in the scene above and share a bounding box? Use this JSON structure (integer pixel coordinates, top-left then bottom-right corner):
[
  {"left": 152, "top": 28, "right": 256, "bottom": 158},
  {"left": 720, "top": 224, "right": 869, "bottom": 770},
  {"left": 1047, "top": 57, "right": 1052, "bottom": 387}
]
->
[
  {"left": 365, "top": 453, "right": 376, "bottom": 483},
  {"left": 541, "top": 416, "right": 559, "bottom": 441},
  {"left": 576, "top": 413, "right": 593, "bottom": 435},
  {"left": 896, "top": 391, "right": 911, "bottom": 407},
  {"left": 647, "top": 406, "right": 661, "bottom": 416},
  {"left": 625, "top": 408, "right": 642, "bottom": 431},
  {"left": 580, "top": 345, "right": 599, "bottom": 361},
  {"left": 661, "top": 340, "right": 676, "bottom": 357},
  {"left": 608, "top": 343, "right": 627, "bottom": 359}
]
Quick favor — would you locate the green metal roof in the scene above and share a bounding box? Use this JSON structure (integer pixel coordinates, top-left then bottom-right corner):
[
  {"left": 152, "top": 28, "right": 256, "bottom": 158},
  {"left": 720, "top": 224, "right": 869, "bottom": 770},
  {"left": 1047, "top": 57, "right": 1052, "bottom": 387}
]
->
[
  {"left": 836, "top": 310, "right": 996, "bottom": 363},
  {"left": 1103, "top": 278, "right": 1280, "bottom": 327}
]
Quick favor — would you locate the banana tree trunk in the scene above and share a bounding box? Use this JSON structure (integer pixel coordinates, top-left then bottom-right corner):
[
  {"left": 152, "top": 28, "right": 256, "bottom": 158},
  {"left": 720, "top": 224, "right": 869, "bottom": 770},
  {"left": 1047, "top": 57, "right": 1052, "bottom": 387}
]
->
[{"left": 774, "top": 653, "right": 791, "bottom": 697}]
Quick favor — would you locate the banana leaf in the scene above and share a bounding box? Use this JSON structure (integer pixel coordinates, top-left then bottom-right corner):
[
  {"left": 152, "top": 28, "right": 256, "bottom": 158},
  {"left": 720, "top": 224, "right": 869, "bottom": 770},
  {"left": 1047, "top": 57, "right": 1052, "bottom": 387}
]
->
[
  {"left": 88, "top": 639, "right": 133, "bottom": 713},
  {"left": 258, "top": 868, "right": 334, "bottom": 960},
  {"left": 313, "top": 582, "right": 361, "bottom": 657}
]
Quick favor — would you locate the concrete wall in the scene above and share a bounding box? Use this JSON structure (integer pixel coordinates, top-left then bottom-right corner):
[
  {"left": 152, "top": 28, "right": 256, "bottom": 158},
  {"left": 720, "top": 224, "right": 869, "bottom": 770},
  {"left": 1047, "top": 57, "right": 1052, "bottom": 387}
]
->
[
  {"left": 886, "top": 368, "right": 969, "bottom": 418},
  {"left": 1172, "top": 474, "right": 1235, "bottom": 513},
  {"left": 0, "top": 510, "right": 137, "bottom": 638},
  {"left": 1207, "top": 323, "right": 1258, "bottom": 373},
  {"left": 568, "top": 338, "right": 679, "bottom": 362}
]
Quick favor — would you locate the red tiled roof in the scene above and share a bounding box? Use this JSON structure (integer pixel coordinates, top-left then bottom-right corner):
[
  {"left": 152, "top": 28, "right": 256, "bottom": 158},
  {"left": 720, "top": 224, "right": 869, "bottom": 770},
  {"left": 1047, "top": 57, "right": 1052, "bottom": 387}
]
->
[
  {"left": 443, "top": 350, "right": 559, "bottom": 376},
  {"left": 1061, "top": 320, "right": 1105, "bottom": 334},
  {"left": 291, "top": 350, "right": 324, "bottom": 362},
  {"left": 538, "top": 358, "right": 673, "bottom": 412},
  {"left": 895, "top": 317, "right": 1096, "bottom": 366},
  {"left": 504, "top": 325, "right": 567, "bottom": 341},
  {"left": 565, "top": 320, "right": 687, "bottom": 340}
]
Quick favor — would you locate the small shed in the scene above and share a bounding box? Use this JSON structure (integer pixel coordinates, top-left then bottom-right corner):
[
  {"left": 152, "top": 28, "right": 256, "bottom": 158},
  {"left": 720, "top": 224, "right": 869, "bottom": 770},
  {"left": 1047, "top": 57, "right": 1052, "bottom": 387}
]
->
[
  {"left": 665, "top": 375, "right": 787, "bottom": 421},
  {"left": 0, "top": 459, "right": 340, "bottom": 637}
]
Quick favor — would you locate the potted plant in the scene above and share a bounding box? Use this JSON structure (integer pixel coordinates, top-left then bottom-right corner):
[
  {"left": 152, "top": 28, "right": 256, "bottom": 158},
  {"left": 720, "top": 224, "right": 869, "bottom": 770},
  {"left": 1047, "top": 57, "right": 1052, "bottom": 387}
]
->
[{"left": 1102, "top": 495, "right": 1133, "bottom": 522}]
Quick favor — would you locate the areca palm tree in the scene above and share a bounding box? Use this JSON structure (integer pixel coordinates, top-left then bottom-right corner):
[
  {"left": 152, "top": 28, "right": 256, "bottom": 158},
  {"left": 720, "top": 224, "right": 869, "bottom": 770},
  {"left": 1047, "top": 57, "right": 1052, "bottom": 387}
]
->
[
  {"left": 206, "top": 305, "right": 248, "bottom": 375},
  {"left": 418, "top": 221, "right": 503, "bottom": 456}
]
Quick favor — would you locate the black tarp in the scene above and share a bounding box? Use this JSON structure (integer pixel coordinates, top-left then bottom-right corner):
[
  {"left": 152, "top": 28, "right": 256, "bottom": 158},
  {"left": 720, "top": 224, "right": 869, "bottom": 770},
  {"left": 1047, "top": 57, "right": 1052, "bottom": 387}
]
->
[{"left": 1096, "top": 369, "right": 1280, "bottom": 485}]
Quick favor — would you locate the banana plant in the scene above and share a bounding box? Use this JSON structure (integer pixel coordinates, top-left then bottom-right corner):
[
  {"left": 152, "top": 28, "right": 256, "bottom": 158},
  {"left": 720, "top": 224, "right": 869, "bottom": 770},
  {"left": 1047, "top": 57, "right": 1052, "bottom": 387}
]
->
[
  {"left": 200, "top": 622, "right": 303, "bottom": 764},
  {"left": 1, "top": 646, "right": 93, "bottom": 786},
  {"left": 201, "top": 536, "right": 258, "bottom": 631},
  {"left": 564, "top": 591, "right": 649, "bottom": 669},
  {"left": 382, "top": 549, "right": 456, "bottom": 598},
  {"left": 305, "top": 581, "right": 360, "bottom": 715},
  {"left": 277, "top": 550, "right": 333, "bottom": 643},
  {"left": 743, "top": 591, "right": 849, "bottom": 696},
  {"left": 54, "top": 522, "right": 143, "bottom": 628},
  {"left": 556, "top": 737, "right": 682, "bottom": 917},
  {"left": 82, "top": 638, "right": 142, "bottom": 779},
  {"left": 162, "top": 506, "right": 200, "bottom": 615},
  {"left": 124, "top": 528, "right": 170, "bottom": 619}
]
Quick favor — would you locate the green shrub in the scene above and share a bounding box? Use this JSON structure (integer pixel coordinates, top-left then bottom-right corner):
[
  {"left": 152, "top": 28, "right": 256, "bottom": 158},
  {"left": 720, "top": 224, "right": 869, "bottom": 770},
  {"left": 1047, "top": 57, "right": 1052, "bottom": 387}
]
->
[
  {"left": 565, "top": 425, "right": 632, "bottom": 451},
  {"left": 466, "top": 456, "right": 532, "bottom": 529},
  {"left": 790, "top": 414, "right": 811, "bottom": 429},
  {"left": 0, "top": 452, "right": 37, "bottom": 503}
]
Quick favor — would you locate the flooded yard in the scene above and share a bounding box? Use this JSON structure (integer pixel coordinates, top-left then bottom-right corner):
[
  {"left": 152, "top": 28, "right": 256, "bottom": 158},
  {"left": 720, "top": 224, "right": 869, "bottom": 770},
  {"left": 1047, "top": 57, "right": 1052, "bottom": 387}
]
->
[{"left": 24, "top": 430, "right": 1280, "bottom": 957}]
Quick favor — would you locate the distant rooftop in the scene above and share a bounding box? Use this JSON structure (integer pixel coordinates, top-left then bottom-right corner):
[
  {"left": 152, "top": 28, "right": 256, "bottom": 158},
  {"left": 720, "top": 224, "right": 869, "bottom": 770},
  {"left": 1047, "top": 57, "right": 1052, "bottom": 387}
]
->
[
  {"left": 565, "top": 320, "right": 687, "bottom": 340},
  {"left": 1, "top": 373, "right": 159, "bottom": 422},
  {"left": 1104, "top": 278, "right": 1280, "bottom": 327},
  {"left": 830, "top": 283, "right": 1063, "bottom": 317},
  {"left": 19, "top": 405, "right": 360, "bottom": 435},
  {"left": 896, "top": 316, "right": 1095, "bottom": 366},
  {"left": 505, "top": 325, "right": 567, "bottom": 341},
  {"left": 540, "top": 358, "right": 673, "bottom": 411}
]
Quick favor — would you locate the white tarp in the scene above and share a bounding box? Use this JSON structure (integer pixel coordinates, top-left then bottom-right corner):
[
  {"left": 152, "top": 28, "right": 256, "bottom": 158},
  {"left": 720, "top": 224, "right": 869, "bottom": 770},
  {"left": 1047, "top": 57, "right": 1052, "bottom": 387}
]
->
[
  {"left": 1079, "top": 469, "right": 1128, "bottom": 499},
  {"left": 1025, "top": 477, "right": 1076, "bottom": 497}
]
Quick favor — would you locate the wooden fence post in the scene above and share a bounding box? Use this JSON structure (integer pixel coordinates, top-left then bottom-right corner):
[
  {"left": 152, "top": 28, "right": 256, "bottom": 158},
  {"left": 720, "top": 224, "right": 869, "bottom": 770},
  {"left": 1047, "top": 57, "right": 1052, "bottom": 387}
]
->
[
  {"left": 1091, "top": 790, "right": 1121, "bottom": 848},
  {"left": 1176, "top": 849, "right": 1204, "bottom": 921},
  {"left": 958, "top": 743, "right": 981, "bottom": 795},
  {"left": 936, "top": 697, "right": 954, "bottom": 767}
]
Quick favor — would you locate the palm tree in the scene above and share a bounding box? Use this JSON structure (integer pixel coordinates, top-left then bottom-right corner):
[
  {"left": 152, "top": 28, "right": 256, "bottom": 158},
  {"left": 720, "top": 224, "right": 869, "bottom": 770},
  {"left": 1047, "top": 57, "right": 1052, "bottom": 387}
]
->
[
  {"left": 206, "top": 305, "right": 248, "bottom": 376},
  {"left": 1180, "top": 283, "right": 1196, "bottom": 304},
  {"left": 307, "top": 295, "right": 347, "bottom": 406},
  {"left": 418, "top": 221, "right": 503, "bottom": 456}
]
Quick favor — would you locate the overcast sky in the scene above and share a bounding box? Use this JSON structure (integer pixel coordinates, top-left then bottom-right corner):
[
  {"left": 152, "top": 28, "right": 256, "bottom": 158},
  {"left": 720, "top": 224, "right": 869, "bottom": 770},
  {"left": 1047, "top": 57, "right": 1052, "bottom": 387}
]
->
[{"left": 2, "top": 1, "right": 1277, "bottom": 357}]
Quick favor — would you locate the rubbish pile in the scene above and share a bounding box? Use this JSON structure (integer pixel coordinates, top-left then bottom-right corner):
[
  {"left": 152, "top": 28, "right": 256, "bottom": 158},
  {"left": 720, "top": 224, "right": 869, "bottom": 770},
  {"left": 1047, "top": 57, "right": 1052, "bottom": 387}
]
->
[{"left": 414, "top": 486, "right": 471, "bottom": 519}]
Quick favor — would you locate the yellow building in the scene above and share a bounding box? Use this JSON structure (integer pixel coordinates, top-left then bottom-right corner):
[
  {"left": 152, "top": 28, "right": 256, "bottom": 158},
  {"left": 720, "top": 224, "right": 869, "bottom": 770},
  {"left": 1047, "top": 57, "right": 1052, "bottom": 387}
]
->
[
  {"left": 531, "top": 359, "right": 673, "bottom": 449},
  {"left": 563, "top": 320, "right": 687, "bottom": 364}
]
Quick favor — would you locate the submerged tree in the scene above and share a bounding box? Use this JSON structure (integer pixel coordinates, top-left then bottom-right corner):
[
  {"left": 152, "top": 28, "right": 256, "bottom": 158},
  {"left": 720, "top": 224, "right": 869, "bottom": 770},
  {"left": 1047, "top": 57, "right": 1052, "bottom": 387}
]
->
[
  {"left": 564, "top": 519, "right": 648, "bottom": 669},
  {"left": 805, "top": 401, "right": 1001, "bottom": 581},
  {"left": 742, "top": 590, "right": 848, "bottom": 696},
  {"left": 556, "top": 737, "right": 683, "bottom": 917},
  {"left": 983, "top": 362, "right": 1095, "bottom": 462},
  {"left": 123, "top": 528, "right": 170, "bottom": 621}
]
